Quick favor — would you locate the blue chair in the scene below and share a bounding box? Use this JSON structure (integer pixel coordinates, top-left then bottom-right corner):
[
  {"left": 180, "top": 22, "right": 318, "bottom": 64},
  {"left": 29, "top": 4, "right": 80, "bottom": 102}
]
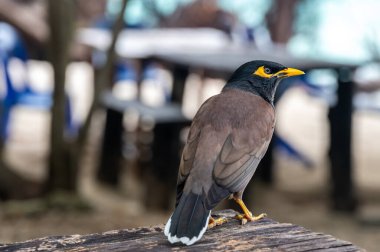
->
[{"left": 0, "top": 23, "right": 75, "bottom": 142}]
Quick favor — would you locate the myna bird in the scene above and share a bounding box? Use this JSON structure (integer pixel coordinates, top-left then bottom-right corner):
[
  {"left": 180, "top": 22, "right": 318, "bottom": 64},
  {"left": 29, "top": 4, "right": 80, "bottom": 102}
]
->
[{"left": 164, "top": 60, "right": 304, "bottom": 245}]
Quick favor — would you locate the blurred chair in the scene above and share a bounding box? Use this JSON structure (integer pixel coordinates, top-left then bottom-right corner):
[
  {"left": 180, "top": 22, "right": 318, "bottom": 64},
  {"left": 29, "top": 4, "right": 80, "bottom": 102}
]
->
[
  {"left": 272, "top": 72, "right": 338, "bottom": 169},
  {"left": 111, "top": 60, "right": 138, "bottom": 101},
  {"left": 273, "top": 134, "right": 313, "bottom": 168},
  {"left": 271, "top": 74, "right": 331, "bottom": 169},
  {"left": 0, "top": 22, "right": 75, "bottom": 143}
]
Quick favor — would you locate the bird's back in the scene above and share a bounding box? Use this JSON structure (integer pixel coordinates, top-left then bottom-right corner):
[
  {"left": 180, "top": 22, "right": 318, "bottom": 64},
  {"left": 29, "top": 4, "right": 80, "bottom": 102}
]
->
[{"left": 180, "top": 88, "right": 275, "bottom": 199}]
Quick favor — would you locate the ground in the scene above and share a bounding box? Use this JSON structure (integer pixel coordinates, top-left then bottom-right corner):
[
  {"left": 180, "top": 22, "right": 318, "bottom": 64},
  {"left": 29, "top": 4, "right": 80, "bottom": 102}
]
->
[{"left": 0, "top": 87, "right": 379, "bottom": 251}]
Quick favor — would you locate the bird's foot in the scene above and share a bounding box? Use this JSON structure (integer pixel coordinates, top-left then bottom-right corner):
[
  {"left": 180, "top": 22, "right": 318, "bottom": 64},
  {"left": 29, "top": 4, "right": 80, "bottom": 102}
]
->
[
  {"left": 208, "top": 216, "right": 228, "bottom": 229},
  {"left": 235, "top": 212, "right": 267, "bottom": 225},
  {"left": 233, "top": 198, "right": 267, "bottom": 224}
]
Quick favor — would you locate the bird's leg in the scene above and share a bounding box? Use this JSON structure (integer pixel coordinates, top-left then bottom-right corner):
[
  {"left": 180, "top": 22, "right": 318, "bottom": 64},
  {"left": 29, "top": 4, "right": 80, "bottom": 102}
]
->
[
  {"left": 234, "top": 198, "right": 266, "bottom": 225},
  {"left": 208, "top": 216, "right": 228, "bottom": 229}
]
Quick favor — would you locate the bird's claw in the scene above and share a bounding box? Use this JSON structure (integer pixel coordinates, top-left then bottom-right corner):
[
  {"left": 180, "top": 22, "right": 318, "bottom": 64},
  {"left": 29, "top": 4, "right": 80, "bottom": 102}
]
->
[
  {"left": 235, "top": 213, "right": 267, "bottom": 225},
  {"left": 208, "top": 217, "right": 228, "bottom": 229}
]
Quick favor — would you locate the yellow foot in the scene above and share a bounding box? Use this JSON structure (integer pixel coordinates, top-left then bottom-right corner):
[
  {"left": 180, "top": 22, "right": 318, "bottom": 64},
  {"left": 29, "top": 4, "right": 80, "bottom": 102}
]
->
[
  {"left": 208, "top": 216, "right": 228, "bottom": 229},
  {"left": 235, "top": 212, "right": 267, "bottom": 225}
]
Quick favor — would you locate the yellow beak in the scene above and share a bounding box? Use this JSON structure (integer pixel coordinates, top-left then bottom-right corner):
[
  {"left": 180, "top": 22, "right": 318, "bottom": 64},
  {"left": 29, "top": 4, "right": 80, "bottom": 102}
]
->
[{"left": 275, "top": 67, "right": 305, "bottom": 78}]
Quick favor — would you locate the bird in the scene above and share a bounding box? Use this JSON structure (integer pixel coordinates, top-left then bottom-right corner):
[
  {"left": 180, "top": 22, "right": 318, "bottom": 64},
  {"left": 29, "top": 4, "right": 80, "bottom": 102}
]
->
[{"left": 164, "top": 60, "right": 304, "bottom": 246}]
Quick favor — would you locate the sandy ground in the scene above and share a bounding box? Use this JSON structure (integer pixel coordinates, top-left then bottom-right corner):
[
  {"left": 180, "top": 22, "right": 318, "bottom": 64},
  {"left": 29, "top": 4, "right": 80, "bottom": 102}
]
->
[{"left": 0, "top": 82, "right": 379, "bottom": 251}]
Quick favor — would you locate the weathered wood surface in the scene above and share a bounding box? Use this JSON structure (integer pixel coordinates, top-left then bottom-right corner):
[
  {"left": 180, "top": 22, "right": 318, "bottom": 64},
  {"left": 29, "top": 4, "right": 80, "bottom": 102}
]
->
[{"left": 0, "top": 210, "right": 363, "bottom": 252}]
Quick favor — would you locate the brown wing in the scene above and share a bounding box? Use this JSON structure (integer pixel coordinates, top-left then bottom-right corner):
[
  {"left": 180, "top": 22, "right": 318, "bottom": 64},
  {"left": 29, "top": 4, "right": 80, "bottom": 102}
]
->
[
  {"left": 175, "top": 129, "right": 200, "bottom": 205},
  {"left": 212, "top": 93, "right": 275, "bottom": 194},
  {"left": 213, "top": 133, "right": 271, "bottom": 193},
  {"left": 175, "top": 96, "right": 215, "bottom": 205}
]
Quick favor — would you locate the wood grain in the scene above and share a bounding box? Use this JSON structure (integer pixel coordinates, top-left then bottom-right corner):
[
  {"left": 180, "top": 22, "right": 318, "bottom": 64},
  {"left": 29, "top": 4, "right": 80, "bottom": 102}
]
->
[{"left": 0, "top": 210, "right": 364, "bottom": 252}]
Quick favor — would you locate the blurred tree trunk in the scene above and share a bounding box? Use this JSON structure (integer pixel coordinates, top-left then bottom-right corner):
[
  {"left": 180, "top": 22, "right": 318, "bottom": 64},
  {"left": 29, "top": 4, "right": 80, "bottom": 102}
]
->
[
  {"left": 0, "top": 0, "right": 127, "bottom": 199},
  {"left": 46, "top": 0, "right": 128, "bottom": 193},
  {"left": 46, "top": 0, "right": 75, "bottom": 191},
  {"left": 266, "top": 0, "right": 299, "bottom": 44}
]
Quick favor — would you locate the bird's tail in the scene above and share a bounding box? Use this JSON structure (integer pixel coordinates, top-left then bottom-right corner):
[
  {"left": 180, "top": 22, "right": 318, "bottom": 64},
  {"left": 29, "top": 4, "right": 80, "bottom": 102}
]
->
[{"left": 164, "top": 192, "right": 210, "bottom": 246}]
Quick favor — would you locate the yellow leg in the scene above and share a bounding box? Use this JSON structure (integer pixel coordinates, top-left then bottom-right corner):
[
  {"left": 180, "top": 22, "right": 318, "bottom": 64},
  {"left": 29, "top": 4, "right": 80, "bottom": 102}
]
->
[
  {"left": 208, "top": 216, "right": 228, "bottom": 229},
  {"left": 234, "top": 198, "right": 266, "bottom": 225}
]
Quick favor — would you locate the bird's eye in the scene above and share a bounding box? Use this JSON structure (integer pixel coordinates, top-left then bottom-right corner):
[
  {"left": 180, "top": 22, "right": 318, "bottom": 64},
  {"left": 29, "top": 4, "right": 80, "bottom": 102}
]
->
[{"left": 264, "top": 67, "right": 271, "bottom": 74}]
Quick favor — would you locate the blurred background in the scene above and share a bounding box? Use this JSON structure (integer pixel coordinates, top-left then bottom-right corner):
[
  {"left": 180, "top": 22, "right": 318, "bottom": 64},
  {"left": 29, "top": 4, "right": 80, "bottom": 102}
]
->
[{"left": 0, "top": 0, "right": 380, "bottom": 250}]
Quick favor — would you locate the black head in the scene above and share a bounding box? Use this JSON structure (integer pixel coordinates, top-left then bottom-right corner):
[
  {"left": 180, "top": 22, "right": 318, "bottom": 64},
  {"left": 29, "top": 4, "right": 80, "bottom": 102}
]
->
[{"left": 223, "top": 60, "right": 304, "bottom": 105}]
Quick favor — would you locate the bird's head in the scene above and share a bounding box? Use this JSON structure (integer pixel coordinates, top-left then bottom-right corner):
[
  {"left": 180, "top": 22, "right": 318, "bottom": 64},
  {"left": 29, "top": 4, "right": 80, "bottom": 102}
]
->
[{"left": 223, "top": 60, "right": 305, "bottom": 104}]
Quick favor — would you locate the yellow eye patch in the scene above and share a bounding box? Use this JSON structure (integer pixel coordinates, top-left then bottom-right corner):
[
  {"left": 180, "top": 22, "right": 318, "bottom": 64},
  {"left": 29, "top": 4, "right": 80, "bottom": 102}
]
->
[
  {"left": 254, "top": 66, "right": 305, "bottom": 78},
  {"left": 253, "top": 66, "right": 273, "bottom": 78}
]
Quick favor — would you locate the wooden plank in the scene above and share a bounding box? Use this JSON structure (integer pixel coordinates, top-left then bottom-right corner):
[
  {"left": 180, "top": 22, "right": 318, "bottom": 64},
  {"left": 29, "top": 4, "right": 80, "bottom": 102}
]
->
[{"left": 0, "top": 210, "right": 364, "bottom": 252}]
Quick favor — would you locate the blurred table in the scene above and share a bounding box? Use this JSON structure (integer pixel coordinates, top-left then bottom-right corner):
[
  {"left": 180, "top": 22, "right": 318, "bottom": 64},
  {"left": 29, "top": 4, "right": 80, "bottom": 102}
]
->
[
  {"left": 79, "top": 28, "right": 361, "bottom": 211},
  {"left": 77, "top": 27, "right": 232, "bottom": 58}
]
